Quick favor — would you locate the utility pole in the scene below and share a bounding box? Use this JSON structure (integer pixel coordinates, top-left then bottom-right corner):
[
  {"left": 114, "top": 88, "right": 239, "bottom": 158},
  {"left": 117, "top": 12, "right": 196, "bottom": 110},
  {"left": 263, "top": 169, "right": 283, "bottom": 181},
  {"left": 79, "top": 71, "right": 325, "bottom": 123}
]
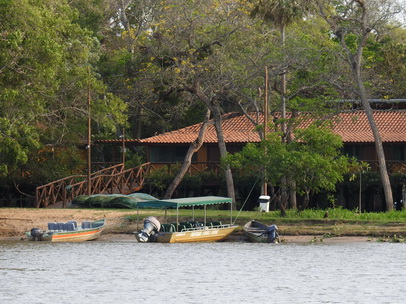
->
[
  {"left": 263, "top": 66, "right": 268, "bottom": 196},
  {"left": 87, "top": 69, "right": 92, "bottom": 196}
]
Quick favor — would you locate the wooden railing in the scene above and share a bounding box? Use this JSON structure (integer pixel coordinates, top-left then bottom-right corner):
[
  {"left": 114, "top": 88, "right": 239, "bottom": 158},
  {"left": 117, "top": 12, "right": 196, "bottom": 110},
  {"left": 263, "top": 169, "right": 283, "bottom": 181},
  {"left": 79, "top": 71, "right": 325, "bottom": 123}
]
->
[
  {"left": 35, "top": 163, "right": 151, "bottom": 208},
  {"left": 361, "top": 161, "right": 406, "bottom": 174}
]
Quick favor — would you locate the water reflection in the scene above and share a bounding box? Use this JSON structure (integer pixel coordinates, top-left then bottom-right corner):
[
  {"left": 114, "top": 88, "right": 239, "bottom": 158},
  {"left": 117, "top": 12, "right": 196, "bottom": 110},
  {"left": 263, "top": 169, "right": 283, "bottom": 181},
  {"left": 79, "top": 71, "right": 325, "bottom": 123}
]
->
[{"left": 0, "top": 241, "right": 405, "bottom": 303}]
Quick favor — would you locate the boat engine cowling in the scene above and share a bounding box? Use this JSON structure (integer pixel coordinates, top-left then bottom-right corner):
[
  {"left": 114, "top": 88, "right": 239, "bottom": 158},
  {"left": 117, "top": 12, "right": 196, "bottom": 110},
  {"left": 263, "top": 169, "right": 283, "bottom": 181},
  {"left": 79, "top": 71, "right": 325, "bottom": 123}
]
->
[
  {"left": 266, "top": 224, "right": 278, "bottom": 243},
  {"left": 136, "top": 216, "right": 161, "bottom": 243},
  {"left": 30, "top": 228, "right": 44, "bottom": 241}
]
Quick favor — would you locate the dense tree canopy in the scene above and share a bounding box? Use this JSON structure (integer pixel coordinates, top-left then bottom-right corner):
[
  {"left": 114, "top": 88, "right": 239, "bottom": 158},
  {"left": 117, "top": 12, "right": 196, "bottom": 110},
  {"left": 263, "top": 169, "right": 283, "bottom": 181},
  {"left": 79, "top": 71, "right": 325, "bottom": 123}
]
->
[
  {"left": 0, "top": 0, "right": 404, "bottom": 199},
  {"left": 0, "top": 0, "right": 126, "bottom": 181}
]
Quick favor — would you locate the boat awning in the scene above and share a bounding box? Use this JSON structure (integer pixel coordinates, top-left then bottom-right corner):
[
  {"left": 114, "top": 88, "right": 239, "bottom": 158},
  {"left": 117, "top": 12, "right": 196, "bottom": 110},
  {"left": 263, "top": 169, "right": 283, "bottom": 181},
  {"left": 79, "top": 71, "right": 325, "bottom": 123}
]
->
[{"left": 136, "top": 196, "right": 232, "bottom": 209}]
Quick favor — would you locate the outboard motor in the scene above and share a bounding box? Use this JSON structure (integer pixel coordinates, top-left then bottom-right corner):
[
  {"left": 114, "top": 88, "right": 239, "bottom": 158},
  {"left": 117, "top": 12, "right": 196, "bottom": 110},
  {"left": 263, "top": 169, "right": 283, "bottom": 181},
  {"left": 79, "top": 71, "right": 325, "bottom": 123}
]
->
[
  {"left": 136, "top": 216, "right": 161, "bottom": 243},
  {"left": 265, "top": 224, "right": 279, "bottom": 243},
  {"left": 30, "top": 228, "right": 44, "bottom": 241}
]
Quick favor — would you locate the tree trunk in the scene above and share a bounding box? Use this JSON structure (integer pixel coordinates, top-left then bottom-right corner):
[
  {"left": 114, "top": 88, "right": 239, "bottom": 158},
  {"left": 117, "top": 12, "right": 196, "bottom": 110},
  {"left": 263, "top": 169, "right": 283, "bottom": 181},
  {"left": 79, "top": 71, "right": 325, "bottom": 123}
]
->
[
  {"left": 317, "top": 0, "right": 394, "bottom": 211},
  {"left": 280, "top": 176, "right": 288, "bottom": 215},
  {"left": 354, "top": 75, "right": 393, "bottom": 211},
  {"left": 289, "top": 180, "right": 297, "bottom": 209},
  {"left": 188, "top": 83, "right": 236, "bottom": 209},
  {"left": 163, "top": 109, "right": 211, "bottom": 199},
  {"left": 212, "top": 106, "right": 236, "bottom": 210},
  {"left": 347, "top": 4, "right": 394, "bottom": 211}
]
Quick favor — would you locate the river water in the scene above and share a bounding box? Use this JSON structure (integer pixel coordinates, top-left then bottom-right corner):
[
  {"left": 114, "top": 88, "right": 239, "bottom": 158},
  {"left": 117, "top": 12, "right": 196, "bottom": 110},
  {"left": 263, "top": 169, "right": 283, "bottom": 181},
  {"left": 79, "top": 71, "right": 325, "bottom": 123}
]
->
[{"left": 0, "top": 239, "right": 405, "bottom": 304}]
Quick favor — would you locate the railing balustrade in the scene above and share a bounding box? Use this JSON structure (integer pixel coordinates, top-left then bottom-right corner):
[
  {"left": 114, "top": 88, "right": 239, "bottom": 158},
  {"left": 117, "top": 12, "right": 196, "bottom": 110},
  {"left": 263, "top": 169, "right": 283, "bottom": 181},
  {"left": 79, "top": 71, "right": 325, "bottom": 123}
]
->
[{"left": 35, "top": 163, "right": 151, "bottom": 208}]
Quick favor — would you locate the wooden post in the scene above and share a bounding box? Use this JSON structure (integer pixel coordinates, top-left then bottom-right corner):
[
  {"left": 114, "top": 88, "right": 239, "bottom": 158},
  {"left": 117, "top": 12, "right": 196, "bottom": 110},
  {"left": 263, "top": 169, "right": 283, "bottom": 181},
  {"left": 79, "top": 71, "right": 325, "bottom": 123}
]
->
[
  {"left": 359, "top": 171, "right": 362, "bottom": 213},
  {"left": 263, "top": 66, "right": 268, "bottom": 196},
  {"left": 87, "top": 69, "right": 92, "bottom": 196},
  {"left": 120, "top": 127, "right": 125, "bottom": 167}
]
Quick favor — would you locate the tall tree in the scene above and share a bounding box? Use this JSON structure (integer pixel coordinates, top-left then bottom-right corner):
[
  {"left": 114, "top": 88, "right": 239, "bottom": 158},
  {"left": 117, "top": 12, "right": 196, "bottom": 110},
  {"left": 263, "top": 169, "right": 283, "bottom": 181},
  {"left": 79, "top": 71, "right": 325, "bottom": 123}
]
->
[
  {"left": 108, "top": 0, "right": 265, "bottom": 206},
  {"left": 315, "top": 0, "right": 403, "bottom": 211},
  {"left": 0, "top": 0, "right": 127, "bottom": 182},
  {"left": 250, "top": 0, "right": 315, "bottom": 138},
  {"left": 249, "top": 0, "right": 316, "bottom": 210}
]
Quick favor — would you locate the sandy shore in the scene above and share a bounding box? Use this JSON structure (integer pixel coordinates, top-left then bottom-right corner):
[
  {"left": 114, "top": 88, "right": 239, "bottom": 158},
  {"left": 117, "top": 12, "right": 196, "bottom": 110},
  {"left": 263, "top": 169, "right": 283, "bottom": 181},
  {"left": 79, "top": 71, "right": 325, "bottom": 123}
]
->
[
  {"left": 0, "top": 208, "right": 378, "bottom": 243},
  {"left": 0, "top": 208, "right": 140, "bottom": 236}
]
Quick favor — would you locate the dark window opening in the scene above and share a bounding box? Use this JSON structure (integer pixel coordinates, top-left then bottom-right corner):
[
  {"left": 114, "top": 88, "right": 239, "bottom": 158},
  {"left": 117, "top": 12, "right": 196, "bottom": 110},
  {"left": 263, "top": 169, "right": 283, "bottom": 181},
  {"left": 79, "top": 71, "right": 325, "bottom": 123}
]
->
[
  {"left": 393, "top": 145, "right": 406, "bottom": 161},
  {"left": 149, "top": 146, "right": 197, "bottom": 162},
  {"left": 343, "top": 145, "right": 361, "bottom": 159}
]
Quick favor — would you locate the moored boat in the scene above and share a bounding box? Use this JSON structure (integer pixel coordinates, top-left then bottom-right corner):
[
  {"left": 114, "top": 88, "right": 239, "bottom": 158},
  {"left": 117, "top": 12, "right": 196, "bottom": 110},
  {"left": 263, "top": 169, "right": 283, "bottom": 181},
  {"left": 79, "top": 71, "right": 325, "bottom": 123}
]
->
[
  {"left": 243, "top": 220, "right": 279, "bottom": 243},
  {"left": 135, "top": 196, "right": 238, "bottom": 243},
  {"left": 25, "top": 219, "right": 105, "bottom": 242}
]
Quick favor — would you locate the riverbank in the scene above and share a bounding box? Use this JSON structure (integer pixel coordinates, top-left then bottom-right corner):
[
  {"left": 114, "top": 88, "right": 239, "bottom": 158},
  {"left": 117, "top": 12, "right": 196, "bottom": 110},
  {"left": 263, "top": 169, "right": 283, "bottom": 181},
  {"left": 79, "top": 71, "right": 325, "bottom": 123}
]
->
[{"left": 1, "top": 208, "right": 404, "bottom": 243}]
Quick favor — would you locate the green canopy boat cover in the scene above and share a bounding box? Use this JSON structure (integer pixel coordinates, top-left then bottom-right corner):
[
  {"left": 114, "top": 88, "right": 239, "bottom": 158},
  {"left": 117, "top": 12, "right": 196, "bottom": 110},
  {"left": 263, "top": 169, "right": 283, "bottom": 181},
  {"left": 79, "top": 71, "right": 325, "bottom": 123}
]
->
[
  {"left": 136, "top": 196, "right": 232, "bottom": 209},
  {"left": 69, "top": 193, "right": 158, "bottom": 209}
]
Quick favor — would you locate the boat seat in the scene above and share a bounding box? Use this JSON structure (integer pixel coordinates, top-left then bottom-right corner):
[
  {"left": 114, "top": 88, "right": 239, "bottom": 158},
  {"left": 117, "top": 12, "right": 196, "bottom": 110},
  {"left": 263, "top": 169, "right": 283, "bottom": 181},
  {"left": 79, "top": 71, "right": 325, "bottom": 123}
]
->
[
  {"left": 48, "top": 223, "right": 57, "bottom": 231},
  {"left": 170, "top": 223, "right": 179, "bottom": 231},
  {"left": 160, "top": 224, "right": 173, "bottom": 232},
  {"left": 57, "top": 223, "right": 66, "bottom": 231},
  {"left": 82, "top": 221, "right": 91, "bottom": 229},
  {"left": 65, "top": 222, "right": 75, "bottom": 231},
  {"left": 169, "top": 224, "right": 177, "bottom": 232},
  {"left": 180, "top": 222, "right": 193, "bottom": 229},
  {"left": 67, "top": 220, "right": 77, "bottom": 229},
  {"left": 192, "top": 222, "right": 204, "bottom": 229},
  {"left": 211, "top": 221, "right": 222, "bottom": 227},
  {"left": 178, "top": 224, "right": 187, "bottom": 232}
]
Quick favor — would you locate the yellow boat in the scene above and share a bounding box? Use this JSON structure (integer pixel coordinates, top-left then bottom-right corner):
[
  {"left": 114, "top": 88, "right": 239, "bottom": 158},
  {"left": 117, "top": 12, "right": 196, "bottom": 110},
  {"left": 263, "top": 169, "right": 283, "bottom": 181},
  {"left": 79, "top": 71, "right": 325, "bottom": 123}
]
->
[
  {"left": 25, "top": 219, "right": 105, "bottom": 242},
  {"left": 135, "top": 196, "right": 238, "bottom": 243}
]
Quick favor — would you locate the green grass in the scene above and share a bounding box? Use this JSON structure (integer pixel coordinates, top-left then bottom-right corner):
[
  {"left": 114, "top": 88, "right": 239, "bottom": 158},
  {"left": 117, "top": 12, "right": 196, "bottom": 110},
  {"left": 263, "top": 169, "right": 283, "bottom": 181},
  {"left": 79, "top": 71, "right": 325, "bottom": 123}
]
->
[
  {"left": 126, "top": 207, "right": 406, "bottom": 223},
  {"left": 280, "top": 208, "right": 406, "bottom": 221}
]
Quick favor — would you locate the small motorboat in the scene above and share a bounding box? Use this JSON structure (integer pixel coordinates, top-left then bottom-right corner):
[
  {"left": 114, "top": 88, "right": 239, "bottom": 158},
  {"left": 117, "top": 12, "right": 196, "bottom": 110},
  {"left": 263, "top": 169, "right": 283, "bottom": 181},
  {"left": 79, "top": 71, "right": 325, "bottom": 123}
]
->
[
  {"left": 243, "top": 220, "right": 279, "bottom": 243},
  {"left": 134, "top": 196, "right": 238, "bottom": 243},
  {"left": 25, "top": 219, "right": 105, "bottom": 242}
]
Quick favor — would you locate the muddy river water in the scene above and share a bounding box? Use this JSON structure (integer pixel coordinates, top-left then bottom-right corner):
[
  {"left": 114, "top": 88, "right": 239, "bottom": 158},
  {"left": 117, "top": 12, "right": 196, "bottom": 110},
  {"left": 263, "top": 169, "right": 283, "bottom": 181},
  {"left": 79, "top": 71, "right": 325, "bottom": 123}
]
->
[{"left": 0, "top": 240, "right": 405, "bottom": 303}]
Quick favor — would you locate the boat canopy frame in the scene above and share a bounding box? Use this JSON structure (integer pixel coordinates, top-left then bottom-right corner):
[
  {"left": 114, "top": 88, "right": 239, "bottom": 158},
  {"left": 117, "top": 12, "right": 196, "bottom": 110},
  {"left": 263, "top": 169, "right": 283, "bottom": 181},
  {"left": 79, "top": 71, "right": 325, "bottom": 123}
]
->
[{"left": 136, "top": 196, "right": 234, "bottom": 227}]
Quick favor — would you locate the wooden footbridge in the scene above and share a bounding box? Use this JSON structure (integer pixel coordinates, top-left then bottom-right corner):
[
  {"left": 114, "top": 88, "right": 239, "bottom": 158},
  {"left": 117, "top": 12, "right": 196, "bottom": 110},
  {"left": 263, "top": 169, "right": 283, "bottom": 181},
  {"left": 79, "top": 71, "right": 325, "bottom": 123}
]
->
[
  {"left": 35, "top": 163, "right": 152, "bottom": 208},
  {"left": 35, "top": 161, "right": 224, "bottom": 208}
]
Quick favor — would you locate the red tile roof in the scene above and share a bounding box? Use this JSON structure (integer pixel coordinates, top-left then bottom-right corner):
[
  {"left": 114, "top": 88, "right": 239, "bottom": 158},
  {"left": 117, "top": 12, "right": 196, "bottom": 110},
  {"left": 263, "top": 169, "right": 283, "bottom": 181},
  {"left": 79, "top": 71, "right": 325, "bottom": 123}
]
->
[
  {"left": 332, "top": 111, "right": 405, "bottom": 142},
  {"left": 140, "top": 110, "right": 406, "bottom": 144}
]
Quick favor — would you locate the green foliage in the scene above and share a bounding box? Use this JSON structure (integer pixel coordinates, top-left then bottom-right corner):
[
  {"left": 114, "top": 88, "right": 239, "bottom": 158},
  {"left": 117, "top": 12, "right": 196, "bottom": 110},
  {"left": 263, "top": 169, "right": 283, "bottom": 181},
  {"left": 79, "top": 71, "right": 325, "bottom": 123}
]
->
[
  {"left": 0, "top": 0, "right": 404, "bottom": 198},
  {"left": 0, "top": 0, "right": 127, "bottom": 182},
  {"left": 224, "top": 122, "right": 350, "bottom": 196},
  {"left": 145, "top": 166, "right": 176, "bottom": 193},
  {"left": 125, "top": 151, "right": 145, "bottom": 169},
  {"left": 22, "top": 146, "right": 86, "bottom": 185}
]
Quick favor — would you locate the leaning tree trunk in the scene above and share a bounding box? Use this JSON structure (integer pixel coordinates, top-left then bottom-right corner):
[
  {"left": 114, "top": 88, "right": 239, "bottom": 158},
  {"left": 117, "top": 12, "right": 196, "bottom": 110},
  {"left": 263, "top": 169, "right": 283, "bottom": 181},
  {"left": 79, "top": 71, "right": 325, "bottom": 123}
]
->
[
  {"left": 354, "top": 73, "right": 393, "bottom": 211},
  {"left": 212, "top": 107, "right": 237, "bottom": 210},
  {"left": 164, "top": 109, "right": 211, "bottom": 199},
  {"left": 316, "top": 0, "right": 394, "bottom": 211},
  {"left": 346, "top": 3, "right": 394, "bottom": 211},
  {"left": 188, "top": 83, "right": 236, "bottom": 209}
]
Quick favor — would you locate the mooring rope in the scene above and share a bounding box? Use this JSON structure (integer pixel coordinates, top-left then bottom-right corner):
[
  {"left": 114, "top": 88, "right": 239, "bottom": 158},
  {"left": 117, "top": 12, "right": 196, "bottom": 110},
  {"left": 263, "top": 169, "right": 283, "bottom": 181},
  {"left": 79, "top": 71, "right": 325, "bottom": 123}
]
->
[{"left": 232, "top": 175, "right": 261, "bottom": 225}]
